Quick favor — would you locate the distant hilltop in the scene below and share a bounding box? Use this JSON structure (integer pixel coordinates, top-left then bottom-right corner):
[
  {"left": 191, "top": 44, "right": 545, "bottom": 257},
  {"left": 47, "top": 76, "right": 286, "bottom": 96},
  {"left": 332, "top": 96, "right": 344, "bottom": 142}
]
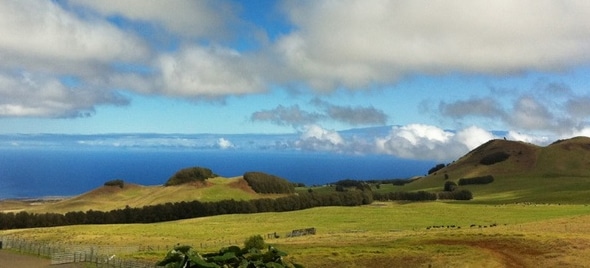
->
[{"left": 407, "top": 136, "right": 590, "bottom": 203}]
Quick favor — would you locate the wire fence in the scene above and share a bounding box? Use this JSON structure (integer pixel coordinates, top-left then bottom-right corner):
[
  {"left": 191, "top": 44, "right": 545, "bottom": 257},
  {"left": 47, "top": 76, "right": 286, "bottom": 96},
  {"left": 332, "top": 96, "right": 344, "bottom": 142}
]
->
[
  {"left": 0, "top": 236, "right": 156, "bottom": 268},
  {"left": 0, "top": 227, "right": 314, "bottom": 267}
]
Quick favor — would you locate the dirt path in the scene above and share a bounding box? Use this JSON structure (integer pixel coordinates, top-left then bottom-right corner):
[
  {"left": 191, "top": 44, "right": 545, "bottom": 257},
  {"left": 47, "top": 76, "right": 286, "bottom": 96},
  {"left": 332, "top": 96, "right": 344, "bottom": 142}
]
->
[{"left": 0, "top": 250, "right": 82, "bottom": 268}]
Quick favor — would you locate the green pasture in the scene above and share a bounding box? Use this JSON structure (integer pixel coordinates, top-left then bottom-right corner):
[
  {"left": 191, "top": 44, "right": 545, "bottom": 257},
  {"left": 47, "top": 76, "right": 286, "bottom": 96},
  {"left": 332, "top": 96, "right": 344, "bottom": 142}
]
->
[{"left": 3, "top": 201, "right": 590, "bottom": 266}]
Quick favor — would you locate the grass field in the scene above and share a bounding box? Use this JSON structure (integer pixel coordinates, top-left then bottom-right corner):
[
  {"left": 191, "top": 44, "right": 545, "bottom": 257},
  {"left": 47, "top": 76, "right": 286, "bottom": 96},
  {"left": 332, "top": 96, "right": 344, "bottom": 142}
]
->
[
  {"left": 3, "top": 138, "right": 590, "bottom": 266},
  {"left": 2, "top": 202, "right": 590, "bottom": 267}
]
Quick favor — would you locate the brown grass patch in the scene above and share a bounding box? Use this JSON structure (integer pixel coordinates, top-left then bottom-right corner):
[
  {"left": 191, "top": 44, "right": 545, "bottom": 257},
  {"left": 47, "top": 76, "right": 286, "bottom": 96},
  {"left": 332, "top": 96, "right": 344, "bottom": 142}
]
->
[
  {"left": 429, "top": 235, "right": 590, "bottom": 268},
  {"left": 227, "top": 177, "right": 256, "bottom": 194}
]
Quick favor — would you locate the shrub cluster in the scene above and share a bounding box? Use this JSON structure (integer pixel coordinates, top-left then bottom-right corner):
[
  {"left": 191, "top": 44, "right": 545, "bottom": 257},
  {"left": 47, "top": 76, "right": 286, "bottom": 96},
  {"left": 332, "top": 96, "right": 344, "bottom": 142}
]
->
[
  {"left": 479, "top": 152, "right": 510, "bottom": 165},
  {"left": 157, "top": 242, "right": 301, "bottom": 268},
  {"left": 103, "top": 179, "right": 124, "bottom": 188},
  {"left": 443, "top": 181, "right": 457, "bottom": 192},
  {"left": 332, "top": 178, "right": 414, "bottom": 187},
  {"left": 164, "top": 167, "right": 217, "bottom": 186},
  {"left": 458, "top": 175, "right": 494, "bottom": 186},
  {"left": 437, "top": 190, "right": 473, "bottom": 200},
  {"left": 428, "top": 163, "right": 446, "bottom": 174},
  {"left": 373, "top": 191, "right": 437, "bottom": 201},
  {"left": 243, "top": 172, "right": 295, "bottom": 194}
]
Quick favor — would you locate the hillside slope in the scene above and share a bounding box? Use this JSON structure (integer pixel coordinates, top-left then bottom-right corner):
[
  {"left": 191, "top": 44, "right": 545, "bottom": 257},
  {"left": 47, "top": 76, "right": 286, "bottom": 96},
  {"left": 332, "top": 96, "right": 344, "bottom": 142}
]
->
[
  {"left": 402, "top": 136, "right": 590, "bottom": 203},
  {"left": 25, "top": 177, "right": 279, "bottom": 214}
]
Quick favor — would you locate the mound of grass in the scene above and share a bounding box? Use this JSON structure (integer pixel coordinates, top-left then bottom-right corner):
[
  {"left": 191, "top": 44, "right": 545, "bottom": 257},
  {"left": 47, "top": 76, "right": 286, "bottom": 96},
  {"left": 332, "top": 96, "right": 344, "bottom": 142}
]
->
[{"left": 164, "top": 167, "right": 217, "bottom": 186}]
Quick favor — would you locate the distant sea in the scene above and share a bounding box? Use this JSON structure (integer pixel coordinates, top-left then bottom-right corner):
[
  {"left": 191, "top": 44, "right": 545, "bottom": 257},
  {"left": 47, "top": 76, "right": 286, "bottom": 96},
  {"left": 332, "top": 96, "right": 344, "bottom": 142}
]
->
[{"left": 0, "top": 148, "right": 434, "bottom": 199}]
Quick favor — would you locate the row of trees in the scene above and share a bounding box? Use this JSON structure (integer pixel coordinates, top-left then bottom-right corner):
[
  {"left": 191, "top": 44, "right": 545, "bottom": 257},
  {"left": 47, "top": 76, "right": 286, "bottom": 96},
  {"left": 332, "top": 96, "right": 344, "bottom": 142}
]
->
[
  {"left": 458, "top": 175, "right": 495, "bottom": 185},
  {"left": 373, "top": 189, "right": 473, "bottom": 201},
  {"left": 331, "top": 178, "right": 414, "bottom": 189},
  {"left": 0, "top": 191, "right": 373, "bottom": 230}
]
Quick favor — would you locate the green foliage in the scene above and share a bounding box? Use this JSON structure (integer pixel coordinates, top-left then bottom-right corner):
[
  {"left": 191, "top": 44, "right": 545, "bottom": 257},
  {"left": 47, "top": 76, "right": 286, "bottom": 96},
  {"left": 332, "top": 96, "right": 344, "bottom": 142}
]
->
[
  {"left": 479, "top": 152, "right": 510, "bottom": 165},
  {"left": 104, "top": 179, "right": 124, "bottom": 188},
  {"left": 373, "top": 191, "right": 437, "bottom": 201},
  {"left": 437, "top": 189, "right": 473, "bottom": 200},
  {"left": 0, "top": 191, "right": 374, "bottom": 230},
  {"left": 243, "top": 172, "right": 295, "bottom": 194},
  {"left": 165, "top": 167, "right": 217, "bottom": 186},
  {"left": 443, "top": 181, "right": 457, "bottom": 192},
  {"left": 458, "top": 175, "right": 494, "bottom": 186},
  {"left": 156, "top": 244, "right": 302, "bottom": 268},
  {"left": 244, "top": 235, "right": 265, "bottom": 250},
  {"left": 428, "top": 163, "right": 446, "bottom": 174},
  {"left": 452, "top": 190, "right": 473, "bottom": 200}
]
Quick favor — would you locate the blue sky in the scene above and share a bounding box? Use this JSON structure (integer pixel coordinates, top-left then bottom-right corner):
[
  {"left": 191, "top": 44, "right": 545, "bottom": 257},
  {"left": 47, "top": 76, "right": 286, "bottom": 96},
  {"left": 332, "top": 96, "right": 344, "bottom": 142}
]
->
[{"left": 1, "top": 0, "right": 590, "bottom": 161}]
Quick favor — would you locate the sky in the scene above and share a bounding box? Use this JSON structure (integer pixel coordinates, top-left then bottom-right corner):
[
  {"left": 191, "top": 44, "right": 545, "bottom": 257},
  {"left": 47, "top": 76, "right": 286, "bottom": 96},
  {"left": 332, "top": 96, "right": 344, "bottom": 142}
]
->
[{"left": 1, "top": 0, "right": 590, "bottom": 162}]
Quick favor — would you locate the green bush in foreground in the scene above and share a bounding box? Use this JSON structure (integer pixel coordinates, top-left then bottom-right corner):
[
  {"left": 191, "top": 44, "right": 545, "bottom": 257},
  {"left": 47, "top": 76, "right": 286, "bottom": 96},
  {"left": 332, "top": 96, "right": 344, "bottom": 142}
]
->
[
  {"left": 156, "top": 242, "right": 303, "bottom": 268},
  {"left": 244, "top": 235, "right": 265, "bottom": 250}
]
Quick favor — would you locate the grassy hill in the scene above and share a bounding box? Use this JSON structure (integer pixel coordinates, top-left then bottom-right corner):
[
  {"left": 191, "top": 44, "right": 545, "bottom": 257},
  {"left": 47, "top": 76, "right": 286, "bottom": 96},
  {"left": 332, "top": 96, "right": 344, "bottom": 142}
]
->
[
  {"left": 398, "top": 136, "right": 590, "bottom": 203},
  {"left": 18, "top": 177, "right": 285, "bottom": 214}
]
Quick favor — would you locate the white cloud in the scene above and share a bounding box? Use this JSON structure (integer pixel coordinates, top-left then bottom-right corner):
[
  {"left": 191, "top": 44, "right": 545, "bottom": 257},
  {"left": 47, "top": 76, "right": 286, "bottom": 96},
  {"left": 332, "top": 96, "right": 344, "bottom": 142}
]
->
[
  {"left": 0, "top": 72, "right": 128, "bottom": 117},
  {"left": 0, "top": 0, "right": 148, "bottom": 76},
  {"left": 277, "top": 0, "right": 590, "bottom": 90},
  {"left": 296, "top": 124, "right": 345, "bottom": 152},
  {"left": 217, "top": 138, "right": 234, "bottom": 149},
  {"left": 153, "top": 46, "right": 267, "bottom": 98},
  {"left": 0, "top": 0, "right": 148, "bottom": 117},
  {"left": 70, "top": 0, "right": 237, "bottom": 39},
  {"left": 506, "top": 131, "right": 551, "bottom": 145},
  {"left": 454, "top": 126, "right": 496, "bottom": 150},
  {"left": 376, "top": 124, "right": 496, "bottom": 161},
  {"left": 567, "top": 127, "right": 590, "bottom": 139},
  {"left": 300, "top": 125, "right": 343, "bottom": 145},
  {"left": 508, "top": 96, "right": 554, "bottom": 130}
]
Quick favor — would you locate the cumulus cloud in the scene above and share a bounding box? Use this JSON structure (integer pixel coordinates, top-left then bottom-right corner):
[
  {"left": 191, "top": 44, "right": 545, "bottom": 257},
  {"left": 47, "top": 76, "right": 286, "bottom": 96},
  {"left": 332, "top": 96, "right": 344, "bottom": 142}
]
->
[
  {"left": 311, "top": 98, "right": 387, "bottom": 125},
  {"left": 250, "top": 105, "right": 323, "bottom": 127},
  {"left": 153, "top": 46, "right": 267, "bottom": 99},
  {"left": 570, "top": 127, "right": 590, "bottom": 138},
  {"left": 0, "top": 0, "right": 148, "bottom": 76},
  {"left": 296, "top": 124, "right": 344, "bottom": 152},
  {"left": 0, "top": 0, "right": 147, "bottom": 117},
  {"left": 376, "top": 124, "right": 496, "bottom": 161},
  {"left": 2, "top": 0, "right": 590, "bottom": 133},
  {"left": 276, "top": 0, "right": 590, "bottom": 90},
  {"left": 508, "top": 95, "right": 559, "bottom": 130},
  {"left": 217, "top": 138, "right": 234, "bottom": 149},
  {"left": 439, "top": 98, "right": 504, "bottom": 119},
  {"left": 251, "top": 99, "right": 388, "bottom": 127},
  {"left": 69, "top": 0, "right": 238, "bottom": 39},
  {"left": 506, "top": 131, "right": 551, "bottom": 145},
  {"left": 438, "top": 81, "right": 590, "bottom": 137},
  {"left": 0, "top": 72, "right": 129, "bottom": 118},
  {"left": 566, "top": 96, "right": 590, "bottom": 118}
]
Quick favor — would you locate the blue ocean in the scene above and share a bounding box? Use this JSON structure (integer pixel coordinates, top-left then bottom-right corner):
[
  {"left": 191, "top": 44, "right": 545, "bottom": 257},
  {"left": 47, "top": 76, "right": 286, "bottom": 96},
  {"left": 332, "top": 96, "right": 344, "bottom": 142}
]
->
[{"left": 0, "top": 148, "right": 434, "bottom": 199}]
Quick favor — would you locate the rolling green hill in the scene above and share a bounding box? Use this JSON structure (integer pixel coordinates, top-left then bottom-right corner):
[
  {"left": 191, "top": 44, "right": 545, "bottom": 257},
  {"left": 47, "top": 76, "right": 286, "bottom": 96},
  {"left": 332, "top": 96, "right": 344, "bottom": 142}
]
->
[
  {"left": 399, "top": 136, "right": 590, "bottom": 203},
  {"left": 6, "top": 177, "right": 287, "bottom": 214}
]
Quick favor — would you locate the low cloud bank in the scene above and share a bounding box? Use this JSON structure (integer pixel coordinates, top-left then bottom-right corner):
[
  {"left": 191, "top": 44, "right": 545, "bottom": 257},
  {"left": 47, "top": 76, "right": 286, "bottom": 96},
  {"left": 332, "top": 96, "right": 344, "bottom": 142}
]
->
[{"left": 0, "top": 124, "right": 577, "bottom": 162}]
